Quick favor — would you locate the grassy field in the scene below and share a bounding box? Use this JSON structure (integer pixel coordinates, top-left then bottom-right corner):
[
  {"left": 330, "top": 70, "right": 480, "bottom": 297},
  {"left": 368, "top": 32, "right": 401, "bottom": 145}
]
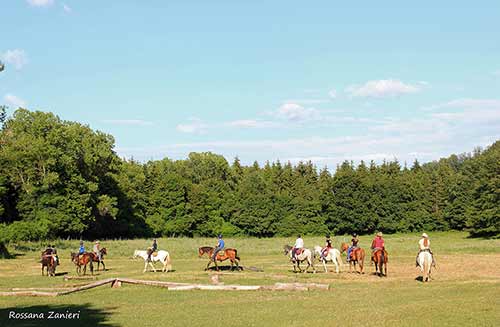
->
[{"left": 0, "top": 232, "right": 499, "bottom": 327}]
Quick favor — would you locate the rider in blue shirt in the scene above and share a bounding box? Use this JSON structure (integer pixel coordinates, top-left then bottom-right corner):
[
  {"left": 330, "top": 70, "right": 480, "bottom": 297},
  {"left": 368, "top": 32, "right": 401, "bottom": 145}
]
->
[
  {"left": 212, "top": 234, "right": 225, "bottom": 261},
  {"left": 78, "top": 241, "right": 85, "bottom": 255}
]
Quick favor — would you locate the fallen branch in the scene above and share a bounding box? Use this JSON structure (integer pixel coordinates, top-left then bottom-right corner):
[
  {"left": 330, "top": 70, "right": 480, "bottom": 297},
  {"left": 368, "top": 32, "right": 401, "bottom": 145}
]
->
[{"left": 64, "top": 275, "right": 98, "bottom": 281}]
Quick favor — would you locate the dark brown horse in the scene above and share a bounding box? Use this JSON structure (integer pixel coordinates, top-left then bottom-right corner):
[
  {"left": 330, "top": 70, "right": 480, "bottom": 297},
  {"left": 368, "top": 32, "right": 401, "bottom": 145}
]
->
[
  {"left": 40, "top": 254, "right": 56, "bottom": 276},
  {"left": 89, "top": 248, "right": 107, "bottom": 271},
  {"left": 340, "top": 242, "right": 365, "bottom": 274},
  {"left": 71, "top": 252, "right": 94, "bottom": 275},
  {"left": 371, "top": 249, "right": 388, "bottom": 277},
  {"left": 201, "top": 247, "right": 240, "bottom": 271}
]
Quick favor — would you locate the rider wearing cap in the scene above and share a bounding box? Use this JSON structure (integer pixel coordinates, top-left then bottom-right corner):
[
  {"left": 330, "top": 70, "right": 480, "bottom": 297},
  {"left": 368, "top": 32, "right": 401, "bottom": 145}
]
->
[
  {"left": 78, "top": 241, "right": 85, "bottom": 255},
  {"left": 416, "top": 233, "right": 435, "bottom": 267},
  {"left": 147, "top": 239, "right": 157, "bottom": 262},
  {"left": 347, "top": 233, "right": 359, "bottom": 262},
  {"left": 212, "top": 234, "right": 225, "bottom": 261}
]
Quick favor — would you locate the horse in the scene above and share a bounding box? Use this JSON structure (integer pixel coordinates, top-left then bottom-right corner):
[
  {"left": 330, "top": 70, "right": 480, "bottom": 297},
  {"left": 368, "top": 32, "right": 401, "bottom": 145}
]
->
[
  {"left": 417, "top": 250, "right": 432, "bottom": 282},
  {"left": 202, "top": 248, "right": 240, "bottom": 271},
  {"left": 40, "top": 254, "right": 56, "bottom": 276},
  {"left": 90, "top": 248, "right": 107, "bottom": 271},
  {"left": 283, "top": 245, "right": 316, "bottom": 273},
  {"left": 340, "top": 242, "right": 365, "bottom": 274},
  {"left": 198, "top": 246, "right": 213, "bottom": 257},
  {"left": 371, "top": 248, "right": 388, "bottom": 277},
  {"left": 71, "top": 252, "right": 94, "bottom": 276},
  {"left": 133, "top": 250, "right": 171, "bottom": 273},
  {"left": 313, "top": 245, "right": 342, "bottom": 273}
]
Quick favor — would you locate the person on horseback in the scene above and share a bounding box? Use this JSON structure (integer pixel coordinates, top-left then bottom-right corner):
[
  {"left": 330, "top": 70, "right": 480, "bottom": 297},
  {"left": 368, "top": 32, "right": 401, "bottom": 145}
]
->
[
  {"left": 93, "top": 240, "right": 101, "bottom": 262},
  {"left": 320, "top": 235, "right": 332, "bottom": 260},
  {"left": 347, "top": 233, "right": 359, "bottom": 262},
  {"left": 78, "top": 241, "right": 85, "bottom": 255},
  {"left": 371, "top": 232, "right": 385, "bottom": 253},
  {"left": 147, "top": 239, "right": 157, "bottom": 262},
  {"left": 51, "top": 244, "right": 59, "bottom": 266},
  {"left": 44, "top": 244, "right": 53, "bottom": 255},
  {"left": 416, "top": 233, "right": 435, "bottom": 267},
  {"left": 292, "top": 234, "right": 304, "bottom": 262},
  {"left": 212, "top": 234, "right": 225, "bottom": 261}
]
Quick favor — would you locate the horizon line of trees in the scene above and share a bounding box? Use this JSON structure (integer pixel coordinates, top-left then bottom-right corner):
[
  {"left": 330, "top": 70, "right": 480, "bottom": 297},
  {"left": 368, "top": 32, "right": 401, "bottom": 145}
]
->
[{"left": 0, "top": 107, "right": 498, "bottom": 242}]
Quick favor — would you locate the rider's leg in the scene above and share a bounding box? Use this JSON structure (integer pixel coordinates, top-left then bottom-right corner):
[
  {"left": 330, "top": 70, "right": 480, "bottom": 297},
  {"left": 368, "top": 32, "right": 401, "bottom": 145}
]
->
[{"left": 347, "top": 247, "right": 351, "bottom": 262}]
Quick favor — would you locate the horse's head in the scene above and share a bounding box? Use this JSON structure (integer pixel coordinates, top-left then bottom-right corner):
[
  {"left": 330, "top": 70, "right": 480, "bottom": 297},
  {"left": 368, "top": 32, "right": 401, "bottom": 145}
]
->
[
  {"left": 283, "top": 245, "right": 292, "bottom": 256},
  {"left": 101, "top": 248, "right": 107, "bottom": 256},
  {"left": 340, "top": 242, "right": 348, "bottom": 253},
  {"left": 132, "top": 250, "right": 139, "bottom": 259},
  {"left": 198, "top": 247, "right": 204, "bottom": 258}
]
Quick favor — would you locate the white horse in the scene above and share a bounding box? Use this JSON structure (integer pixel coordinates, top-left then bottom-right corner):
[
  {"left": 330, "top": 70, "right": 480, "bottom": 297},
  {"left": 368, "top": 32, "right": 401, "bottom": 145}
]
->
[
  {"left": 133, "top": 250, "right": 171, "bottom": 273},
  {"left": 283, "top": 245, "right": 316, "bottom": 273},
  {"left": 417, "top": 251, "right": 432, "bottom": 282},
  {"left": 313, "top": 245, "right": 342, "bottom": 273}
]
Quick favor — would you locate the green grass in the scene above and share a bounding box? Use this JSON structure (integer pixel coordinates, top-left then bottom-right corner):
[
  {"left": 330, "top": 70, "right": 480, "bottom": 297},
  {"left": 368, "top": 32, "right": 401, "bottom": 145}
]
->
[{"left": 1, "top": 232, "right": 499, "bottom": 326}]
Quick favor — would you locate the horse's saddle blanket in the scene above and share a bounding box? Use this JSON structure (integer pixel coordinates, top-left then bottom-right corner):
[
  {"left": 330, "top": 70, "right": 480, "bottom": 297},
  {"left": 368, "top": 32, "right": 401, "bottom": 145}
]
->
[
  {"left": 152, "top": 251, "right": 158, "bottom": 256},
  {"left": 295, "top": 249, "right": 304, "bottom": 255},
  {"left": 218, "top": 250, "right": 225, "bottom": 256}
]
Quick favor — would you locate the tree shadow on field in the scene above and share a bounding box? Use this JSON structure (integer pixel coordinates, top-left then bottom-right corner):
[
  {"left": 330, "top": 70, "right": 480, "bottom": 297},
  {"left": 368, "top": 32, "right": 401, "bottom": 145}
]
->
[{"left": 0, "top": 303, "right": 119, "bottom": 327}]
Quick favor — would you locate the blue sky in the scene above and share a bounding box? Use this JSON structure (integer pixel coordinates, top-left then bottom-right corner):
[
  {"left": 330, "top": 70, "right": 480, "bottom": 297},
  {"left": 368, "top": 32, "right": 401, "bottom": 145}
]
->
[{"left": 1, "top": 1, "right": 499, "bottom": 168}]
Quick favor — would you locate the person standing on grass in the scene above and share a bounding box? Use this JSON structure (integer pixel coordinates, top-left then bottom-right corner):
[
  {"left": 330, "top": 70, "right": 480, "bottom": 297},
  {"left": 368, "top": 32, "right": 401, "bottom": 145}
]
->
[{"left": 212, "top": 234, "right": 225, "bottom": 261}]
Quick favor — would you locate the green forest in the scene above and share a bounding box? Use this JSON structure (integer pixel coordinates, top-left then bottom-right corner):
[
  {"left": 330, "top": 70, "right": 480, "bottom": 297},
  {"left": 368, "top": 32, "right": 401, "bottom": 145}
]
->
[{"left": 0, "top": 107, "right": 498, "bottom": 241}]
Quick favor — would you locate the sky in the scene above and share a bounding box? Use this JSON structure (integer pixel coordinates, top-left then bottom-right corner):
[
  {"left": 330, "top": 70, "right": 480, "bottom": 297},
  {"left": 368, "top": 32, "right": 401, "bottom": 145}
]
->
[{"left": 1, "top": 1, "right": 499, "bottom": 168}]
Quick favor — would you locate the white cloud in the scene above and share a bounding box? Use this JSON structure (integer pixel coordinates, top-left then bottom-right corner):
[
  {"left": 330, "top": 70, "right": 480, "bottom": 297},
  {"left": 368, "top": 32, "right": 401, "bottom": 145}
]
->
[
  {"left": 102, "top": 119, "right": 154, "bottom": 126},
  {"left": 62, "top": 3, "right": 72, "bottom": 13},
  {"left": 4, "top": 94, "right": 27, "bottom": 108},
  {"left": 276, "top": 102, "right": 320, "bottom": 121},
  {"left": 328, "top": 89, "right": 337, "bottom": 99},
  {"left": 346, "top": 79, "right": 420, "bottom": 98},
  {"left": 226, "top": 120, "right": 279, "bottom": 129},
  {"left": 27, "top": 0, "right": 54, "bottom": 7},
  {"left": 176, "top": 118, "right": 207, "bottom": 134},
  {"left": 1, "top": 49, "right": 28, "bottom": 70},
  {"left": 423, "top": 98, "right": 500, "bottom": 111}
]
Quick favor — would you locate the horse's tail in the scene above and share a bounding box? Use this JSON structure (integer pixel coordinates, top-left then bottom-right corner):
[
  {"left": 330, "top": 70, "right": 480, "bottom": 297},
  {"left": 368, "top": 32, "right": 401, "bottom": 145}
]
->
[{"left": 166, "top": 253, "right": 172, "bottom": 270}]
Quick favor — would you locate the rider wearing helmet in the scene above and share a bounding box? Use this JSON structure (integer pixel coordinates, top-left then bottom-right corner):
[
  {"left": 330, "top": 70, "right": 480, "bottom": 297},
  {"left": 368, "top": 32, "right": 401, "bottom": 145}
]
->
[
  {"left": 147, "top": 239, "right": 157, "bottom": 262},
  {"left": 212, "top": 234, "right": 225, "bottom": 261},
  {"left": 320, "top": 235, "right": 332, "bottom": 260},
  {"left": 347, "top": 233, "right": 359, "bottom": 262}
]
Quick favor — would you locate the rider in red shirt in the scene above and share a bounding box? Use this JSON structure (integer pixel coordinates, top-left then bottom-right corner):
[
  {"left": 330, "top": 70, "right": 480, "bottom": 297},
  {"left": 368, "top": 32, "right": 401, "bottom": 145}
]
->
[{"left": 371, "top": 232, "right": 385, "bottom": 251}]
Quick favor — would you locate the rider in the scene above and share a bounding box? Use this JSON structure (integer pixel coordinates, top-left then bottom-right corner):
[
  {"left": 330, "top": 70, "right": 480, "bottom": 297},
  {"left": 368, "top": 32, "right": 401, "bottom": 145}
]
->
[
  {"left": 93, "top": 240, "right": 101, "bottom": 262},
  {"left": 416, "top": 233, "right": 435, "bottom": 267},
  {"left": 320, "top": 235, "right": 332, "bottom": 260},
  {"left": 347, "top": 233, "right": 359, "bottom": 262},
  {"left": 212, "top": 234, "right": 225, "bottom": 261},
  {"left": 292, "top": 234, "right": 304, "bottom": 262},
  {"left": 371, "top": 232, "right": 385, "bottom": 258},
  {"left": 78, "top": 241, "right": 85, "bottom": 255},
  {"left": 147, "top": 239, "right": 158, "bottom": 262},
  {"left": 51, "top": 244, "right": 59, "bottom": 266}
]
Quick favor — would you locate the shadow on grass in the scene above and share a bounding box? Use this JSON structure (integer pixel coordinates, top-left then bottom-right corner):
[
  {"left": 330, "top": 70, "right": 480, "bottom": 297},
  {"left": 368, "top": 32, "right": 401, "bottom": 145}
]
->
[
  {"left": 54, "top": 272, "right": 68, "bottom": 277},
  {"left": 205, "top": 265, "right": 243, "bottom": 271},
  {"left": 0, "top": 303, "right": 119, "bottom": 327}
]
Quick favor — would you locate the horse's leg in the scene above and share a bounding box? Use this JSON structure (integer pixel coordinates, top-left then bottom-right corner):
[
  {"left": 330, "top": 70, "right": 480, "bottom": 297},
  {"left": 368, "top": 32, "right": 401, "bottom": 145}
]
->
[
  {"left": 143, "top": 261, "right": 148, "bottom": 273},
  {"left": 322, "top": 259, "right": 327, "bottom": 273},
  {"left": 102, "top": 261, "right": 105, "bottom": 271}
]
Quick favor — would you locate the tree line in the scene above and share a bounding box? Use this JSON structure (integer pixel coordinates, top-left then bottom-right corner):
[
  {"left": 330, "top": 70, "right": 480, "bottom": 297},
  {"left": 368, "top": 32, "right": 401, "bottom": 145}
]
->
[{"left": 0, "top": 108, "right": 498, "bottom": 242}]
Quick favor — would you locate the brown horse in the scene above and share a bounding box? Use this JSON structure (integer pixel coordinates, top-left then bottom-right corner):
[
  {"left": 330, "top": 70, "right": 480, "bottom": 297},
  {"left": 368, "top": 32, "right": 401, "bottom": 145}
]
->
[
  {"left": 40, "top": 254, "right": 56, "bottom": 276},
  {"left": 71, "top": 252, "right": 94, "bottom": 276},
  {"left": 198, "top": 246, "right": 213, "bottom": 257},
  {"left": 340, "top": 242, "right": 365, "bottom": 274},
  {"left": 90, "top": 248, "right": 107, "bottom": 271},
  {"left": 202, "top": 248, "right": 240, "bottom": 271},
  {"left": 371, "top": 249, "right": 388, "bottom": 277}
]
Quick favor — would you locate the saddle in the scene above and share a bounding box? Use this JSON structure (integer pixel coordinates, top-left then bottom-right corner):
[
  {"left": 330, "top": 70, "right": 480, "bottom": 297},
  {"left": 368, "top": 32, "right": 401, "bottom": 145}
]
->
[
  {"left": 218, "top": 250, "right": 225, "bottom": 256},
  {"left": 295, "top": 248, "right": 304, "bottom": 256}
]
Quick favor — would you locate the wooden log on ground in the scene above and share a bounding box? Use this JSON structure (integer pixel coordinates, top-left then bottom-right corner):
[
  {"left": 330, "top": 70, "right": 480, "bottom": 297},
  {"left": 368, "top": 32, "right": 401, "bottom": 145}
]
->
[
  {"left": 64, "top": 275, "right": 98, "bottom": 281},
  {"left": 117, "top": 278, "right": 190, "bottom": 288},
  {"left": 0, "top": 291, "right": 59, "bottom": 297},
  {"left": 11, "top": 287, "right": 73, "bottom": 291},
  {"left": 272, "top": 282, "right": 330, "bottom": 291},
  {"left": 168, "top": 284, "right": 262, "bottom": 291},
  {"left": 57, "top": 278, "right": 117, "bottom": 295}
]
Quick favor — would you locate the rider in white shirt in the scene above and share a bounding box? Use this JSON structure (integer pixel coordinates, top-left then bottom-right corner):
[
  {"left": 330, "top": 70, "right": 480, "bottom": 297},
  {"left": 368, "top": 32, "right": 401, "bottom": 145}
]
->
[
  {"left": 416, "top": 233, "right": 435, "bottom": 267},
  {"left": 292, "top": 234, "right": 304, "bottom": 261}
]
